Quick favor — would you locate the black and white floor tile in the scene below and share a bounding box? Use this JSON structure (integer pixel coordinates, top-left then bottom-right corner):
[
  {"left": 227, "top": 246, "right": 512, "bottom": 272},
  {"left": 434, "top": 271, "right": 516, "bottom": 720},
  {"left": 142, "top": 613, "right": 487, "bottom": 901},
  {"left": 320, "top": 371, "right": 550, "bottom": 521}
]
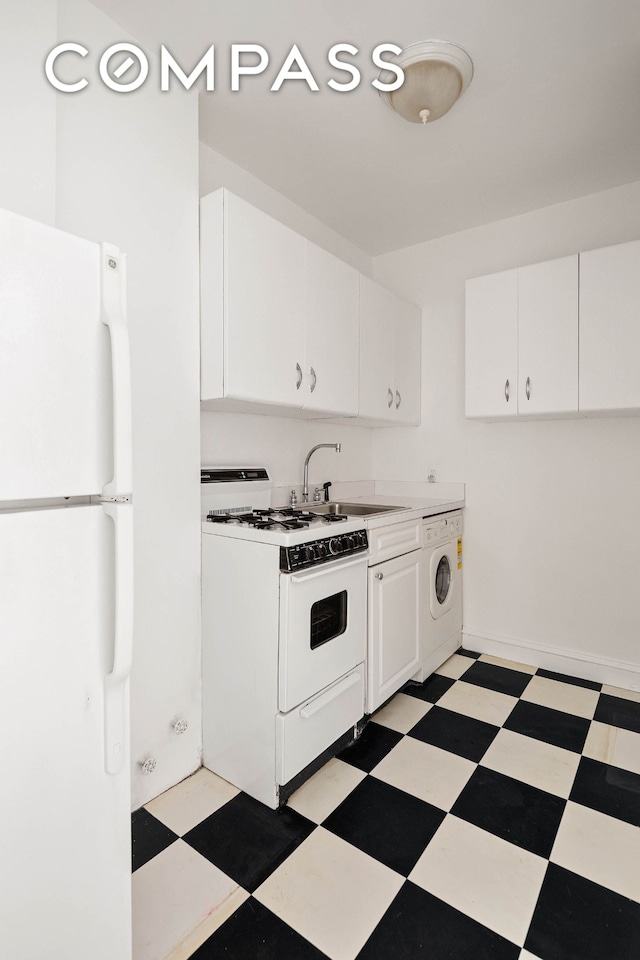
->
[{"left": 132, "top": 650, "right": 640, "bottom": 960}]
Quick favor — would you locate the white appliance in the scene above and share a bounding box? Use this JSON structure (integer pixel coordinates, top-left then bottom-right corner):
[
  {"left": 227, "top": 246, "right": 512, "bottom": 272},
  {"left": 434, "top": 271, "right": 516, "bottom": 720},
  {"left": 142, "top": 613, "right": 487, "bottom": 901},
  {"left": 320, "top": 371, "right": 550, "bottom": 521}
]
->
[
  {"left": 0, "top": 209, "right": 133, "bottom": 959},
  {"left": 201, "top": 469, "right": 368, "bottom": 808},
  {"left": 418, "top": 511, "right": 463, "bottom": 679}
]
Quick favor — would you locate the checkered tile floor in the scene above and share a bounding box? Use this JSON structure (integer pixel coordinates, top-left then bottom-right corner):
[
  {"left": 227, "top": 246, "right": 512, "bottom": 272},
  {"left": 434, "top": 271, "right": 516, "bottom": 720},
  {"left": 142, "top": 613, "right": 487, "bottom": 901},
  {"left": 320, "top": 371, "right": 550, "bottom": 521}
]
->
[{"left": 132, "top": 650, "right": 640, "bottom": 960}]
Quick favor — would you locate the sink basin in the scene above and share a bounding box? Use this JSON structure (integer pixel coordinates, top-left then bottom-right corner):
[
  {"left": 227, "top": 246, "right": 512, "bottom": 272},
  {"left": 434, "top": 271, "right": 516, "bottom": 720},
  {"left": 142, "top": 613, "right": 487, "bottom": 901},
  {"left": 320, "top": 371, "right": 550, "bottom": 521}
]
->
[{"left": 311, "top": 502, "right": 406, "bottom": 517}]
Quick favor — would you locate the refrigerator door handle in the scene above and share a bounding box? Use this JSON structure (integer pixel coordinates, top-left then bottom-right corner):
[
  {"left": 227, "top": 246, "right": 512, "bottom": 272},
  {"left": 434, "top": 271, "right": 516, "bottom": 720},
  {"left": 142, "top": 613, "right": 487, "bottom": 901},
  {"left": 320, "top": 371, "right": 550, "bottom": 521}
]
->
[
  {"left": 100, "top": 242, "right": 133, "bottom": 499},
  {"left": 102, "top": 501, "right": 134, "bottom": 775}
]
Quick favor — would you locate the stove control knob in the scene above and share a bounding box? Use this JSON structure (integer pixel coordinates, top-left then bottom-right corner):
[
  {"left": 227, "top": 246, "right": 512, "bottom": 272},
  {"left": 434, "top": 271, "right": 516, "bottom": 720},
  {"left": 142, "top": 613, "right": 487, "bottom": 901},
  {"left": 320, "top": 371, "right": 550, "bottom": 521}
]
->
[
  {"left": 306, "top": 544, "right": 317, "bottom": 562},
  {"left": 316, "top": 542, "right": 328, "bottom": 558},
  {"left": 329, "top": 537, "right": 342, "bottom": 555}
]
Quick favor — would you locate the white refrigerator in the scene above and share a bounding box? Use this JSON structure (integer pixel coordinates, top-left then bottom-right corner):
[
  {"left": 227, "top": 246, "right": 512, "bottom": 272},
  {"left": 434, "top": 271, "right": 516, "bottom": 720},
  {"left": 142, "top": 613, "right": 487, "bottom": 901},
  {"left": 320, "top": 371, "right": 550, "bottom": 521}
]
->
[{"left": 0, "top": 209, "right": 133, "bottom": 958}]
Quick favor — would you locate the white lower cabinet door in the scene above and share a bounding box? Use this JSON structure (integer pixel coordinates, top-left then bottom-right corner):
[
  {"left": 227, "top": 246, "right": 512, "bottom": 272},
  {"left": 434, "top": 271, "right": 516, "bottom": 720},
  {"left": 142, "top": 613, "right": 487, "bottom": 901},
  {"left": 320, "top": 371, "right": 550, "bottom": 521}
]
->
[
  {"left": 0, "top": 505, "right": 132, "bottom": 960},
  {"left": 367, "top": 550, "right": 421, "bottom": 713}
]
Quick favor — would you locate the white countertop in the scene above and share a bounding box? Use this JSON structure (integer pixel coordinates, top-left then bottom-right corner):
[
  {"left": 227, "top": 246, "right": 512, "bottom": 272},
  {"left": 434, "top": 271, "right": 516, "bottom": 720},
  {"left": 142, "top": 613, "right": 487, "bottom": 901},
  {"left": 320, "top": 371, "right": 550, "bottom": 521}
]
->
[{"left": 333, "top": 495, "right": 465, "bottom": 530}]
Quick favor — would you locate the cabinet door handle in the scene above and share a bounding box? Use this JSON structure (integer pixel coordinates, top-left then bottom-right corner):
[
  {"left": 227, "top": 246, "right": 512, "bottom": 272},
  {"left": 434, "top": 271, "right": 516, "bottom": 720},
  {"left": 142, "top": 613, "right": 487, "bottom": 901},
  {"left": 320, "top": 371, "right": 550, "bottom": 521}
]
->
[
  {"left": 525, "top": 376, "right": 531, "bottom": 400},
  {"left": 296, "top": 363, "right": 303, "bottom": 390},
  {"left": 375, "top": 572, "right": 383, "bottom": 580},
  {"left": 310, "top": 366, "right": 317, "bottom": 393},
  {"left": 395, "top": 390, "right": 401, "bottom": 409},
  {"left": 387, "top": 388, "right": 394, "bottom": 408},
  {"left": 504, "top": 378, "right": 510, "bottom": 402}
]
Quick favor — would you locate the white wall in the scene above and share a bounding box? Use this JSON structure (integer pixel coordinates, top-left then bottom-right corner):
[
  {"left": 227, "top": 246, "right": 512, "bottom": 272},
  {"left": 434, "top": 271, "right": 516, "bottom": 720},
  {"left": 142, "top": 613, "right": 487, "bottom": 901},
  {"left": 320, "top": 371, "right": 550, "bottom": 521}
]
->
[
  {"left": 200, "top": 143, "right": 371, "bottom": 275},
  {"left": 55, "top": 0, "right": 202, "bottom": 807},
  {"left": 199, "top": 143, "right": 374, "bottom": 497},
  {"left": 0, "top": 0, "right": 57, "bottom": 224},
  {"left": 372, "top": 180, "right": 640, "bottom": 681}
]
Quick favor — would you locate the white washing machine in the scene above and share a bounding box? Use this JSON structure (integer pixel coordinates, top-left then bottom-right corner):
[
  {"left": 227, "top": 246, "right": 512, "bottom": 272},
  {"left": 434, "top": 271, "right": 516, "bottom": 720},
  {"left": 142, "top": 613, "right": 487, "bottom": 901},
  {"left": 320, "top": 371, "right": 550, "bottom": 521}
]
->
[{"left": 415, "top": 511, "right": 463, "bottom": 681}]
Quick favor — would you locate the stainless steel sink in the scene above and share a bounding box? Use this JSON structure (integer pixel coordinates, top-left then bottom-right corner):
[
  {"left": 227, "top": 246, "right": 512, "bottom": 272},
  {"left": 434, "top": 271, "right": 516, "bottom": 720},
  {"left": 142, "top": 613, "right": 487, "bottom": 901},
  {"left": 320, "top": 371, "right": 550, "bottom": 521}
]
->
[{"left": 311, "top": 502, "right": 406, "bottom": 517}]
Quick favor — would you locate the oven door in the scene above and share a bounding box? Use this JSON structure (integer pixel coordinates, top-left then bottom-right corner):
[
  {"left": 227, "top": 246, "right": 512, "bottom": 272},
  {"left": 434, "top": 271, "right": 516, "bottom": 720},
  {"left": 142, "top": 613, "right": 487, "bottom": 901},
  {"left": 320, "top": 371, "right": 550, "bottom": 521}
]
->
[{"left": 279, "top": 555, "right": 367, "bottom": 712}]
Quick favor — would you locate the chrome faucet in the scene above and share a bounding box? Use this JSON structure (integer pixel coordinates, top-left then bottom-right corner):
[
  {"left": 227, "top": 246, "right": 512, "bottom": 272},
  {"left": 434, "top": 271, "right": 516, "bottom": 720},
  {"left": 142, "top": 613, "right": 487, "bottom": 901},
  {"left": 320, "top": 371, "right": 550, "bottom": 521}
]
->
[{"left": 303, "top": 443, "right": 341, "bottom": 503}]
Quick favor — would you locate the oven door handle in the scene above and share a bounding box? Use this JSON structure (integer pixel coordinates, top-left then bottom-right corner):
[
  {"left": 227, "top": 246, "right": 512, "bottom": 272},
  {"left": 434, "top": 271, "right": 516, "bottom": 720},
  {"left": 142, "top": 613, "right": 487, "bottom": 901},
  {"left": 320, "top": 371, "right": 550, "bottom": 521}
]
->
[{"left": 289, "top": 555, "right": 368, "bottom": 583}]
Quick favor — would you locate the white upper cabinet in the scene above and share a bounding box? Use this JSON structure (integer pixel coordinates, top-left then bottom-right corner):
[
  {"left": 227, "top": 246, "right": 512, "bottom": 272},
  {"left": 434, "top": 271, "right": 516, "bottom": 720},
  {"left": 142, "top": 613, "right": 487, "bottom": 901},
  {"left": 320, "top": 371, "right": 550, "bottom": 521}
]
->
[
  {"left": 394, "top": 298, "right": 422, "bottom": 424},
  {"left": 465, "top": 269, "right": 519, "bottom": 419},
  {"left": 579, "top": 240, "right": 640, "bottom": 416},
  {"left": 305, "top": 243, "right": 359, "bottom": 416},
  {"left": 359, "top": 278, "right": 397, "bottom": 422},
  {"left": 223, "top": 191, "right": 306, "bottom": 407},
  {"left": 359, "top": 277, "right": 421, "bottom": 426},
  {"left": 200, "top": 189, "right": 306, "bottom": 408},
  {"left": 200, "top": 189, "right": 421, "bottom": 424},
  {"left": 517, "top": 255, "right": 578, "bottom": 416},
  {"left": 465, "top": 256, "right": 579, "bottom": 420}
]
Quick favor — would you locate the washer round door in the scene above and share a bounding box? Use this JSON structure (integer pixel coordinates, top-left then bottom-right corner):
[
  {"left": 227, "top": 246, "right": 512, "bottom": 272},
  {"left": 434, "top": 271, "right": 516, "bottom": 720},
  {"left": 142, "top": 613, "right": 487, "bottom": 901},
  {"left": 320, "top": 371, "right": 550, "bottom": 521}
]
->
[{"left": 429, "top": 543, "right": 455, "bottom": 619}]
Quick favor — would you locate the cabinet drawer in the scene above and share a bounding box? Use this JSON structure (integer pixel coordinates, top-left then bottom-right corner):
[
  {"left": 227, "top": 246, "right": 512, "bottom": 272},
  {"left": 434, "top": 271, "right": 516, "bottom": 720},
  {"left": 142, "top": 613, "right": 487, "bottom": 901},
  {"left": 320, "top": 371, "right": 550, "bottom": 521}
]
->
[
  {"left": 276, "top": 668, "right": 364, "bottom": 785},
  {"left": 368, "top": 519, "right": 423, "bottom": 564}
]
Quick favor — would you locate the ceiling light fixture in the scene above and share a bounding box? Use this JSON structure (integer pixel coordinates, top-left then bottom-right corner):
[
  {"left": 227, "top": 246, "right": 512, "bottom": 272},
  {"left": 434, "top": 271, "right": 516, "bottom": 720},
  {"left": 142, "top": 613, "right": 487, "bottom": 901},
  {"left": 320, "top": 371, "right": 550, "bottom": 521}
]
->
[{"left": 379, "top": 40, "right": 473, "bottom": 124}]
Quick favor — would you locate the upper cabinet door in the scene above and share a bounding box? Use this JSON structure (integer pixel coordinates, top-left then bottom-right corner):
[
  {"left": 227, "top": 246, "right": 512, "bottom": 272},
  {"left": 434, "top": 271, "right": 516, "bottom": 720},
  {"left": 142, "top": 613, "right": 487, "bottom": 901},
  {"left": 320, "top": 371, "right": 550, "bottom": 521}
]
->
[
  {"left": 359, "top": 277, "right": 397, "bottom": 421},
  {"left": 518, "top": 255, "right": 578, "bottom": 416},
  {"left": 465, "top": 269, "right": 518, "bottom": 419},
  {"left": 224, "top": 192, "right": 306, "bottom": 407},
  {"left": 579, "top": 240, "right": 640, "bottom": 416},
  {"left": 305, "top": 243, "right": 359, "bottom": 416},
  {"left": 394, "top": 299, "right": 421, "bottom": 424}
]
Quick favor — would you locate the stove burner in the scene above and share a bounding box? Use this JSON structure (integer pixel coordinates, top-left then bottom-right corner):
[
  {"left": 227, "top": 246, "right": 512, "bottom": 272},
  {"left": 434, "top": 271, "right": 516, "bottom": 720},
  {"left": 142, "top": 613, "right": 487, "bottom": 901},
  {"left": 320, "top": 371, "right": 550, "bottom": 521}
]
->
[
  {"left": 206, "top": 513, "right": 235, "bottom": 524},
  {"left": 206, "top": 506, "right": 347, "bottom": 530}
]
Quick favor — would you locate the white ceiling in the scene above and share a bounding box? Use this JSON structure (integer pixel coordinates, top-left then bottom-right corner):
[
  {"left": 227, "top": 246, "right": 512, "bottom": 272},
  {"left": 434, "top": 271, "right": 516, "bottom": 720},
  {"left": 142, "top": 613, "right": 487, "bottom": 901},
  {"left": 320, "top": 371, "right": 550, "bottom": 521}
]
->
[{"left": 93, "top": 0, "right": 640, "bottom": 255}]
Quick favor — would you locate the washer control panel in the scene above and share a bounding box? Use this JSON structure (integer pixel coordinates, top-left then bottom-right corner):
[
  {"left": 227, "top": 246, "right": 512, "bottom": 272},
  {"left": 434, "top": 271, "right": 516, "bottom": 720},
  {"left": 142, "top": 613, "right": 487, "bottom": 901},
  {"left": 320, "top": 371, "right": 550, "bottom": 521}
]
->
[{"left": 424, "top": 512, "right": 463, "bottom": 545}]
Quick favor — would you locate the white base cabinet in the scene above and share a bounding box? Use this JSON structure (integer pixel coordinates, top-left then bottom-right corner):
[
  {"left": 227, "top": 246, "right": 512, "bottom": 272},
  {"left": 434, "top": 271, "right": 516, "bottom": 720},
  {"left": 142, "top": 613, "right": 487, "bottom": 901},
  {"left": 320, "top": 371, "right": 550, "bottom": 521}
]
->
[{"left": 366, "top": 549, "right": 421, "bottom": 713}]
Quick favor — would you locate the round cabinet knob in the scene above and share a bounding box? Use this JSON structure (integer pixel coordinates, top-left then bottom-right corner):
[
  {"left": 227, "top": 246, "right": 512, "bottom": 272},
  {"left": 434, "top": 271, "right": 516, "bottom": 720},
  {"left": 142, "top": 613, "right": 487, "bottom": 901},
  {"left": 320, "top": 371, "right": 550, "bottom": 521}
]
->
[{"left": 375, "top": 572, "right": 383, "bottom": 580}]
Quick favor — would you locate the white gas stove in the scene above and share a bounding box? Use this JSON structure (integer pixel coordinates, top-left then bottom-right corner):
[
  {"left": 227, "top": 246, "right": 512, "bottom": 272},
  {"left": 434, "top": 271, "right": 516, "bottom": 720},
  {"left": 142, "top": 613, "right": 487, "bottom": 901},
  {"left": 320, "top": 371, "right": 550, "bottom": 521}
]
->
[
  {"left": 200, "top": 468, "right": 368, "bottom": 808},
  {"left": 201, "top": 467, "right": 368, "bottom": 555}
]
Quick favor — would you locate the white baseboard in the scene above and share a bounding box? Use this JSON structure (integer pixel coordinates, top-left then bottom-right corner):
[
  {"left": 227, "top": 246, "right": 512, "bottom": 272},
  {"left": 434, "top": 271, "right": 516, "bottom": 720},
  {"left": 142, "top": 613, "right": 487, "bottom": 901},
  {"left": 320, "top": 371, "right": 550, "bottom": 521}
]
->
[{"left": 463, "top": 630, "right": 640, "bottom": 692}]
